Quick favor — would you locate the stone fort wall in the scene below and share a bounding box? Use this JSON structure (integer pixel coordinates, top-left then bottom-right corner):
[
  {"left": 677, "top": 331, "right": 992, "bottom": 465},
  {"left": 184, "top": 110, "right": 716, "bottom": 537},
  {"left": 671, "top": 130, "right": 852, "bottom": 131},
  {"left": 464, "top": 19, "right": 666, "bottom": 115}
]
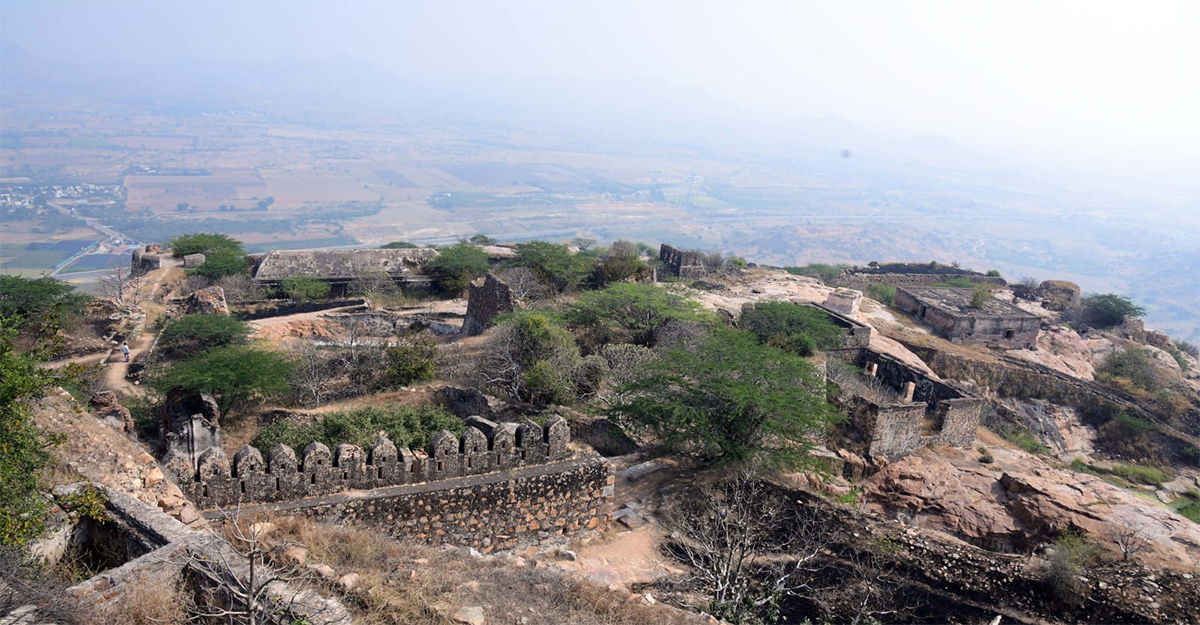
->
[
  {"left": 167, "top": 415, "right": 574, "bottom": 510},
  {"left": 209, "top": 455, "right": 613, "bottom": 552},
  {"left": 838, "top": 272, "right": 1006, "bottom": 291}
]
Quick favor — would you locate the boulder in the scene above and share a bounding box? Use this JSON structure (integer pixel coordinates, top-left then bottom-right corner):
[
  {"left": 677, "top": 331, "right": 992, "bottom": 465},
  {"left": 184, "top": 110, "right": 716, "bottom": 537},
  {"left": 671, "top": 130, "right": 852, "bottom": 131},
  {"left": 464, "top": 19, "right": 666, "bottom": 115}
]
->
[
  {"left": 1036, "top": 280, "right": 1080, "bottom": 311},
  {"left": 186, "top": 286, "right": 230, "bottom": 315},
  {"left": 863, "top": 446, "right": 1200, "bottom": 567},
  {"left": 440, "top": 387, "right": 493, "bottom": 419},
  {"left": 90, "top": 391, "right": 134, "bottom": 434},
  {"left": 461, "top": 273, "right": 514, "bottom": 336}
]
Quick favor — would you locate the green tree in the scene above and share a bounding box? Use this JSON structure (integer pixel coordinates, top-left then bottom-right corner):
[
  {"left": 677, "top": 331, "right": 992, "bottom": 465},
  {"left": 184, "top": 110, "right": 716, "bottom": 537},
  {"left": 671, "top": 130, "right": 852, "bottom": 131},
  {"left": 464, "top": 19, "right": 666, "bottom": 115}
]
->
[
  {"left": 280, "top": 276, "right": 331, "bottom": 303},
  {"left": 1082, "top": 293, "right": 1146, "bottom": 328},
  {"left": 149, "top": 345, "right": 294, "bottom": 416},
  {"left": 425, "top": 244, "right": 490, "bottom": 296},
  {"left": 607, "top": 329, "right": 838, "bottom": 468},
  {"left": 740, "top": 302, "right": 843, "bottom": 357},
  {"left": 168, "top": 233, "right": 245, "bottom": 257},
  {"left": 593, "top": 240, "right": 648, "bottom": 286},
  {"left": 476, "top": 311, "right": 581, "bottom": 404},
  {"left": 468, "top": 234, "right": 497, "bottom": 245},
  {"left": 380, "top": 240, "right": 419, "bottom": 249},
  {"left": 0, "top": 318, "right": 62, "bottom": 545},
  {"left": 192, "top": 247, "right": 250, "bottom": 279},
  {"left": 0, "top": 275, "right": 89, "bottom": 331},
  {"left": 509, "top": 241, "right": 593, "bottom": 293},
  {"left": 567, "top": 283, "right": 714, "bottom": 347},
  {"left": 383, "top": 333, "right": 438, "bottom": 387},
  {"left": 157, "top": 314, "right": 250, "bottom": 359}
]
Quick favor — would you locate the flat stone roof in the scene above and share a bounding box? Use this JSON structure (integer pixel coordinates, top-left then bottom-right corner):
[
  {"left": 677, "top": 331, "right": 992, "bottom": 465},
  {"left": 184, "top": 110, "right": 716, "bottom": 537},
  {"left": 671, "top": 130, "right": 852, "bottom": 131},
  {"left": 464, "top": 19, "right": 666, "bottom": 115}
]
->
[
  {"left": 899, "top": 287, "right": 1039, "bottom": 320},
  {"left": 253, "top": 248, "right": 439, "bottom": 282}
]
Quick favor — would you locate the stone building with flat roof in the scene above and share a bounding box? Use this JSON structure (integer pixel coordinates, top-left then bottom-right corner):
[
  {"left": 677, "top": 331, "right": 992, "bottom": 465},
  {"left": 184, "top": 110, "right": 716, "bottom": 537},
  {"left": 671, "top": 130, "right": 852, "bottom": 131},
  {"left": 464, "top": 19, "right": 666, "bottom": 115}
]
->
[
  {"left": 896, "top": 286, "right": 1040, "bottom": 349},
  {"left": 251, "top": 248, "right": 439, "bottom": 294}
]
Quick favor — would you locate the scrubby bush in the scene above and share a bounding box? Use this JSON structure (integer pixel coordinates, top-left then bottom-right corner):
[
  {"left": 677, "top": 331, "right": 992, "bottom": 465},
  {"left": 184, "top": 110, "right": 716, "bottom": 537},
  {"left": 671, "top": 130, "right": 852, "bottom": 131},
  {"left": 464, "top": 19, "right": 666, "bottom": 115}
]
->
[
  {"left": 1096, "top": 346, "right": 1163, "bottom": 392},
  {"left": 380, "top": 240, "right": 418, "bottom": 249},
  {"left": 865, "top": 283, "right": 896, "bottom": 306},
  {"left": 383, "top": 333, "right": 438, "bottom": 387},
  {"left": 1177, "top": 340, "right": 1199, "bottom": 359},
  {"left": 783, "top": 263, "right": 846, "bottom": 284},
  {"left": 593, "top": 240, "right": 648, "bottom": 286},
  {"left": 280, "top": 276, "right": 330, "bottom": 303},
  {"left": 1041, "top": 532, "right": 1102, "bottom": 607},
  {"left": 252, "top": 404, "right": 462, "bottom": 452},
  {"left": 1095, "top": 411, "right": 1161, "bottom": 462},
  {"left": 0, "top": 275, "right": 89, "bottom": 331},
  {"left": 970, "top": 283, "right": 991, "bottom": 308}
]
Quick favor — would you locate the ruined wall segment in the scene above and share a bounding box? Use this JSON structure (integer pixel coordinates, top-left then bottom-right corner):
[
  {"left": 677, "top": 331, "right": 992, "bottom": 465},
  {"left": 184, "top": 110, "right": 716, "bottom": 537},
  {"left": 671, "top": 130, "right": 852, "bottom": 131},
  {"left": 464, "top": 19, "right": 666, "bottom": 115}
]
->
[
  {"left": 169, "top": 416, "right": 574, "bottom": 510},
  {"left": 658, "top": 243, "right": 706, "bottom": 279},
  {"left": 215, "top": 455, "right": 613, "bottom": 552},
  {"left": 830, "top": 348, "right": 982, "bottom": 459}
]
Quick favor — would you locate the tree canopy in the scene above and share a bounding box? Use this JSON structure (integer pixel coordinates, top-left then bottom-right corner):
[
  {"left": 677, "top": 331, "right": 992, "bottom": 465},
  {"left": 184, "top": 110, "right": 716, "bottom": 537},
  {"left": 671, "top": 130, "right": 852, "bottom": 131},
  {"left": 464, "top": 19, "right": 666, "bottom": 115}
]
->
[
  {"left": 0, "top": 275, "right": 89, "bottom": 331},
  {"left": 567, "top": 283, "right": 713, "bottom": 347},
  {"left": 252, "top": 404, "right": 462, "bottom": 452},
  {"left": 1082, "top": 293, "right": 1146, "bottom": 328},
  {"left": 607, "top": 329, "right": 838, "bottom": 468},
  {"left": 169, "top": 233, "right": 245, "bottom": 257},
  {"left": 149, "top": 344, "right": 293, "bottom": 416},
  {"left": 192, "top": 247, "right": 250, "bottom": 279},
  {"left": 380, "top": 241, "right": 418, "bottom": 249},
  {"left": 426, "top": 244, "right": 490, "bottom": 295},
  {"left": 509, "top": 241, "right": 592, "bottom": 293},
  {"left": 0, "top": 318, "right": 61, "bottom": 545},
  {"left": 157, "top": 314, "right": 250, "bottom": 359},
  {"left": 739, "top": 301, "right": 844, "bottom": 357}
]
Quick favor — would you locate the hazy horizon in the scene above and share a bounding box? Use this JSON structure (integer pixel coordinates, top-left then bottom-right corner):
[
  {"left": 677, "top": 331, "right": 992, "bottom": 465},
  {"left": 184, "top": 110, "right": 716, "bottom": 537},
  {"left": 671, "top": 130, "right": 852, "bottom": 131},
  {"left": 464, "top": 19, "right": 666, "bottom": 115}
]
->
[{"left": 3, "top": 0, "right": 1199, "bottom": 191}]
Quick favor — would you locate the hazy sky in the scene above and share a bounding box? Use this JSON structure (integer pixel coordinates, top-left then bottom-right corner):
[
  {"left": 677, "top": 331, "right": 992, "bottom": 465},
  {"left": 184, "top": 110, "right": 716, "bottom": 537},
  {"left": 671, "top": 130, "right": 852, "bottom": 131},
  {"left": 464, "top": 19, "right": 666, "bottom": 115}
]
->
[{"left": 3, "top": 0, "right": 1199, "bottom": 180}]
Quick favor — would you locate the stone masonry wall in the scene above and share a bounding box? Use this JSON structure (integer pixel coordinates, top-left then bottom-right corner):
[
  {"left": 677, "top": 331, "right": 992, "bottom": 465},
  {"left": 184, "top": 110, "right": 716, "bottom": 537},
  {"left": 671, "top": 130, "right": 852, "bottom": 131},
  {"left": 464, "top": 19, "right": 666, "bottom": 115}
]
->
[
  {"left": 658, "top": 243, "right": 706, "bottom": 279},
  {"left": 830, "top": 348, "right": 982, "bottom": 459},
  {"left": 168, "top": 415, "right": 572, "bottom": 510},
  {"left": 212, "top": 455, "right": 613, "bottom": 552},
  {"left": 838, "top": 272, "right": 1007, "bottom": 291}
]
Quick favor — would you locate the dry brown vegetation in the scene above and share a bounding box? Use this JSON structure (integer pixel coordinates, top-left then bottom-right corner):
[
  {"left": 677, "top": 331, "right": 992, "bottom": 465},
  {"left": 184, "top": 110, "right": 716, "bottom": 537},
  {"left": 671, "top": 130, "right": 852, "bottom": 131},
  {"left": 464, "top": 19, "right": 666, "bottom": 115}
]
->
[{"left": 267, "top": 515, "right": 701, "bottom": 625}]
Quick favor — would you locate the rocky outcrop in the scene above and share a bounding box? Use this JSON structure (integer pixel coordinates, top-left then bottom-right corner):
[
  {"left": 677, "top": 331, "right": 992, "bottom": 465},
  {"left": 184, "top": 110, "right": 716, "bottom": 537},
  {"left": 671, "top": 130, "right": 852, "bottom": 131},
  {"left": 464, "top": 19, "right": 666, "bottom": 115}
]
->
[
  {"left": 89, "top": 391, "right": 134, "bottom": 434},
  {"left": 1035, "top": 280, "right": 1081, "bottom": 311},
  {"left": 182, "top": 253, "right": 206, "bottom": 268},
  {"left": 185, "top": 286, "right": 229, "bottom": 315},
  {"left": 440, "top": 386, "right": 494, "bottom": 419},
  {"left": 461, "top": 273, "right": 514, "bottom": 336},
  {"left": 864, "top": 447, "right": 1200, "bottom": 569}
]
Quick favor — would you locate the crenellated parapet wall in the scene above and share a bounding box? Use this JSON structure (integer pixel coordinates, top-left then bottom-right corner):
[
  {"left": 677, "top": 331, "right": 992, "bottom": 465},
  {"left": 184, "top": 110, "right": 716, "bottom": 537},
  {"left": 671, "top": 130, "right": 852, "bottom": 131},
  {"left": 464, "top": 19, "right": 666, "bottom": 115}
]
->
[{"left": 167, "top": 415, "right": 572, "bottom": 510}]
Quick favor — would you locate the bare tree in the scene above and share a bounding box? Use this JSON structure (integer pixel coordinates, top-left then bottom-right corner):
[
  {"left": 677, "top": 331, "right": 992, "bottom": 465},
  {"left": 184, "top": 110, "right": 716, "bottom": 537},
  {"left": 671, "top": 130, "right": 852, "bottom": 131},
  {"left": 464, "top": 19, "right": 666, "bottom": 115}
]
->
[
  {"left": 187, "top": 509, "right": 350, "bottom": 625},
  {"left": 496, "top": 266, "right": 547, "bottom": 304},
  {"left": 289, "top": 342, "right": 336, "bottom": 407},
  {"left": 571, "top": 236, "right": 596, "bottom": 251},
  {"left": 1109, "top": 522, "right": 1151, "bottom": 562},
  {"left": 664, "top": 466, "right": 828, "bottom": 623},
  {"left": 217, "top": 273, "right": 265, "bottom": 303},
  {"left": 98, "top": 263, "right": 146, "bottom": 310},
  {"left": 336, "top": 318, "right": 387, "bottom": 395},
  {"left": 348, "top": 269, "right": 399, "bottom": 307},
  {"left": 596, "top": 343, "right": 655, "bottom": 404}
]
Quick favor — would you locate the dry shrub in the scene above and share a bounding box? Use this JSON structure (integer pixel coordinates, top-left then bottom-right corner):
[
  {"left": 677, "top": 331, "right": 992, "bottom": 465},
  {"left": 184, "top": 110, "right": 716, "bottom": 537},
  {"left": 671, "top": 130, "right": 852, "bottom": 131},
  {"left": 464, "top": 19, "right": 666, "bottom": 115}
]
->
[
  {"left": 267, "top": 516, "right": 698, "bottom": 625},
  {"left": 94, "top": 570, "right": 188, "bottom": 625}
]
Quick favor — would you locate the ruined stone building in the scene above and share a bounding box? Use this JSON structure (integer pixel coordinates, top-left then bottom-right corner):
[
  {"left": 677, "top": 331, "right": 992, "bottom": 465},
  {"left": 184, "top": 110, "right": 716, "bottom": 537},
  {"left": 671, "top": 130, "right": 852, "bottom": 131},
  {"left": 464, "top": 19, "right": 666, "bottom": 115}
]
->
[
  {"left": 896, "top": 286, "right": 1040, "bottom": 349},
  {"left": 251, "top": 248, "right": 440, "bottom": 295},
  {"left": 658, "top": 243, "right": 706, "bottom": 279},
  {"left": 829, "top": 348, "right": 983, "bottom": 462}
]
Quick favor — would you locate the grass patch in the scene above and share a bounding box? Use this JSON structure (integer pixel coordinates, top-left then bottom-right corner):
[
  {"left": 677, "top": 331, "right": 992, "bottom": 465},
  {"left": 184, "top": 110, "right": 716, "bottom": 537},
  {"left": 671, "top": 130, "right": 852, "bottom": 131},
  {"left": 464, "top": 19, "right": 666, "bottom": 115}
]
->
[
  {"left": 1173, "top": 491, "right": 1200, "bottom": 524},
  {"left": 1069, "top": 457, "right": 1171, "bottom": 486},
  {"left": 991, "top": 424, "right": 1049, "bottom": 454}
]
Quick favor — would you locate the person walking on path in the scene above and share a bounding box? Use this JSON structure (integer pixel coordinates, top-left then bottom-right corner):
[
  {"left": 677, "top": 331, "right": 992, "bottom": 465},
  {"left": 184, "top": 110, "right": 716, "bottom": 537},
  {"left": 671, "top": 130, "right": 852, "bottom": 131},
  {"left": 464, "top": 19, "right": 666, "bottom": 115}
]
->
[{"left": 121, "top": 341, "right": 130, "bottom": 362}]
